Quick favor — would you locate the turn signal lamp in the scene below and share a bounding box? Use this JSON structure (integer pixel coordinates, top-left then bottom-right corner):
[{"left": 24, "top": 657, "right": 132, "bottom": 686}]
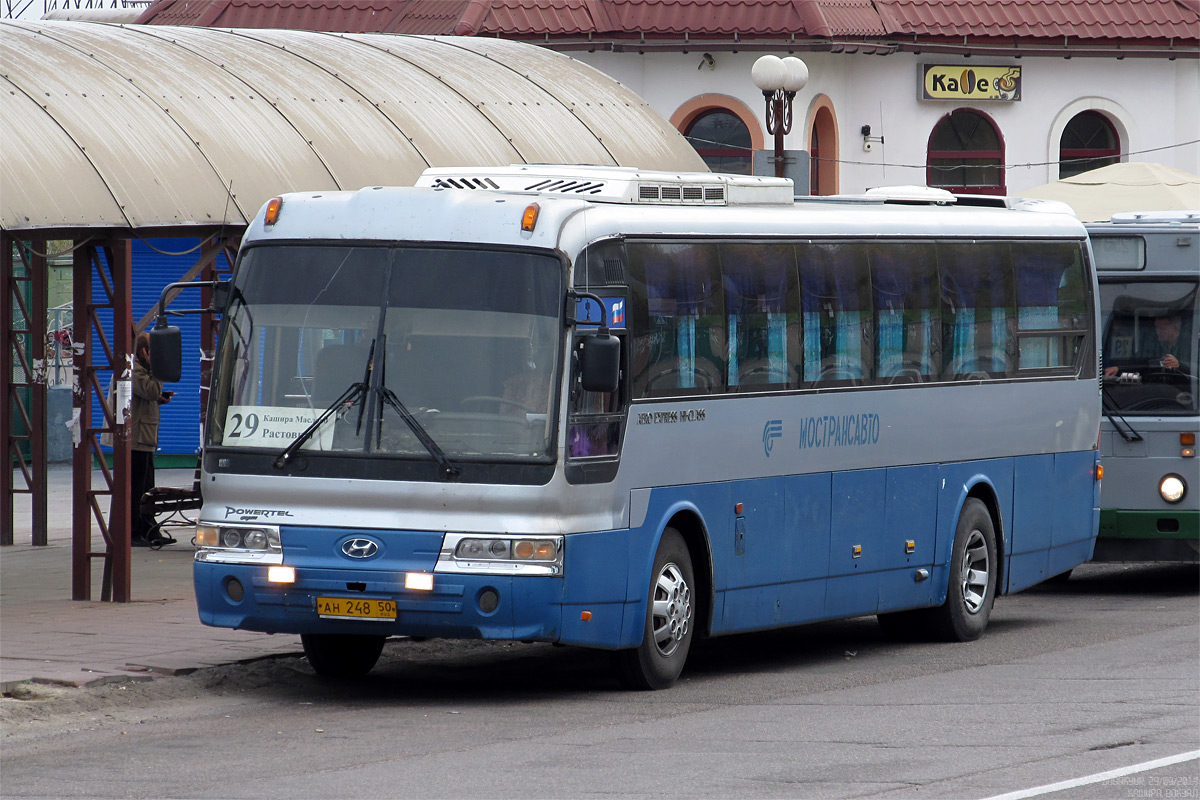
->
[
  {"left": 521, "top": 203, "right": 540, "bottom": 232},
  {"left": 267, "top": 565, "right": 295, "bottom": 584},
  {"left": 1182, "top": 433, "right": 1196, "bottom": 458},
  {"left": 1095, "top": 464, "right": 1104, "bottom": 480},
  {"left": 264, "top": 196, "right": 283, "bottom": 226}
]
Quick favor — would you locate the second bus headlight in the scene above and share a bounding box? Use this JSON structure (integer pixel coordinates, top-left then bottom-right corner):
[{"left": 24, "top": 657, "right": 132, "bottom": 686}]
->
[{"left": 1159, "top": 474, "right": 1187, "bottom": 504}]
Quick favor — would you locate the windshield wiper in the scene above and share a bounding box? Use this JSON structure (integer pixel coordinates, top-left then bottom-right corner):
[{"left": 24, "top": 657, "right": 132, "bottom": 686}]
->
[
  {"left": 273, "top": 381, "right": 369, "bottom": 469},
  {"left": 1101, "top": 384, "right": 1143, "bottom": 443},
  {"left": 274, "top": 339, "right": 376, "bottom": 469},
  {"left": 378, "top": 386, "right": 461, "bottom": 480}
]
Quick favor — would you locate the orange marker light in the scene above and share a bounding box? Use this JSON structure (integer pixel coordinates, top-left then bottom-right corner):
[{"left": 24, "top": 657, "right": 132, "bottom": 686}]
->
[
  {"left": 735, "top": 502, "right": 744, "bottom": 514},
  {"left": 1095, "top": 464, "right": 1104, "bottom": 480},
  {"left": 580, "top": 611, "right": 592, "bottom": 621},
  {"left": 264, "top": 196, "right": 283, "bottom": 226},
  {"left": 1182, "top": 433, "right": 1195, "bottom": 446},
  {"left": 521, "top": 203, "right": 540, "bottom": 232}
]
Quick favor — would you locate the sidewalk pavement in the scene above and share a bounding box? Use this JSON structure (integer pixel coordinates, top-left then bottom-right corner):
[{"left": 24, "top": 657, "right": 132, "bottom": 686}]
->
[{"left": 2, "top": 464, "right": 304, "bottom": 693}]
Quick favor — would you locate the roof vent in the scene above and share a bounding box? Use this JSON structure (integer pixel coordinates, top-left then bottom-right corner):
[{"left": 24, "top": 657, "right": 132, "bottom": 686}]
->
[
  {"left": 525, "top": 179, "right": 605, "bottom": 195},
  {"left": 431, "top": 177, "right": 500, "bottom": 190}
]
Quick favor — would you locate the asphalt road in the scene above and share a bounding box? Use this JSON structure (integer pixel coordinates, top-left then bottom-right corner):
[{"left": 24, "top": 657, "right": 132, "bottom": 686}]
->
[{"left": 1, "top": 562, "right": 1196, "bottom": 800}]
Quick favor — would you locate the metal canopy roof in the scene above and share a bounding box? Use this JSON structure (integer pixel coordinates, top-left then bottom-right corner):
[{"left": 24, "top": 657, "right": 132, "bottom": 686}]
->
[{"left": 0, "top": 21, "right": 706, "bottom": 233}]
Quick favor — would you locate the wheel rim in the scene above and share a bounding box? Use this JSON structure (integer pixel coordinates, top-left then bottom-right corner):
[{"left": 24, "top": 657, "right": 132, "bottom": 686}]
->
[
  {"left": 651, "top": 562, "right": 692, "bottom": 657},
  {"left": 960, "top": 529, "right": 991, "bottom": 614}
]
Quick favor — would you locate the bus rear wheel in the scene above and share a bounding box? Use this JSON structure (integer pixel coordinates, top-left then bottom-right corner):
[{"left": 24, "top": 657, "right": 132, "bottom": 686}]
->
[
  {"left": 301, "top": 633, "right": 386, "bottom": 679},
  {"left": 928, "top": 498, "right": 997, "bottom": 642},
  {"left": 614, "top": 529, "right": 695, "bottom": 690},
  {"left": 877, "top": 498, "right": 997, "bottom": 642}
]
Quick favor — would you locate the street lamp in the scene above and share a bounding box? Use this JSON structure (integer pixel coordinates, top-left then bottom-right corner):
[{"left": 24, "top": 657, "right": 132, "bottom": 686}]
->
[{"left": 752, "top": 55, "right": 809, "bottom": 178}]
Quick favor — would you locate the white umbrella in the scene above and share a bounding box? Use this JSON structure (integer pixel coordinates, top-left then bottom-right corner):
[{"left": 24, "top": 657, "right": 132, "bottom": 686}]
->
[{"left": 1017, "top": 162, "right": 1200, "bottom": 222}]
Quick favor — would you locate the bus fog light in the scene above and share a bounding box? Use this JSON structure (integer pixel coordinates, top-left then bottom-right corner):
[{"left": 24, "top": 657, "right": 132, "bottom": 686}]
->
[
  {"left": 267, "top": 565, "right": 295, "bottom": 584},
  {"left": 478, "top": 588, "right": 500, "bottom": 613},
  {"left": 405, "top": 572, "right": 434, "bottom": 591},
  {"left": 1159, "top": 475, "right": 1186, "bottom": 504},
  {"left": 225, "top": 577, "right": 244, "bottom": 602}
]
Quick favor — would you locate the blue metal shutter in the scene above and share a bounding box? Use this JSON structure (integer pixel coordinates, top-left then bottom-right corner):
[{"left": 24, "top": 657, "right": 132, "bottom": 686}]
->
[{"left": 93, "top": 238, "right": 203, "bottom": 456}]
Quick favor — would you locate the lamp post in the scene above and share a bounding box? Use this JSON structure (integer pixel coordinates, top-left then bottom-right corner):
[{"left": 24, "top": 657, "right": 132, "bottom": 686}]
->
[{"left": 752, "top": 55, "right": 809, "bottom": 178}]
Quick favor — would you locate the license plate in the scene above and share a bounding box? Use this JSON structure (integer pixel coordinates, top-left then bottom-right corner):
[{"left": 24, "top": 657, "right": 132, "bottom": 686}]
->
[{"left": 316, "top": 597, "right": 397, "bottom": 621}]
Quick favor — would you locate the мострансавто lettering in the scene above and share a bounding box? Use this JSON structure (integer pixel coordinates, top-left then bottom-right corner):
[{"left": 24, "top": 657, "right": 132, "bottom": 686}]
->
[{"left": 797, "top": 413, "right": 881, "bottom": 449}]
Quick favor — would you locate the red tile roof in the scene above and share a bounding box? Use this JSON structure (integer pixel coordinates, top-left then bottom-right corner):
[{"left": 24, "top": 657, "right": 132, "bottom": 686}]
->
[
  {"left": 136, "top": 0, "right": 1200, "bottom": 47},
  {"left": 879, "top": 0, "right": 1200, "bottom": 41}
]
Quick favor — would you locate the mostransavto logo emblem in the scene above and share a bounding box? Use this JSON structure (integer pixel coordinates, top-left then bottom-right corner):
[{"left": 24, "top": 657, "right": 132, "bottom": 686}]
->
[
  {"left": 763, "top": 419, "right": 783, "bottom": 457},
  {"left": 341, "top": 538, "right": 380, "bottom": 559}
]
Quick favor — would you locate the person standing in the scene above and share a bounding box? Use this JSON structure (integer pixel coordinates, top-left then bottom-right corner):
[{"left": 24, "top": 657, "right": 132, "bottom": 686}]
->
[{"left": 130, "top": 332, "right": 174, "bottom": 546}]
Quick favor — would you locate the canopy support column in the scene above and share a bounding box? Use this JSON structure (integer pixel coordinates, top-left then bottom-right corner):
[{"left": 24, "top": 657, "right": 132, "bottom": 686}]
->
[
  {"left": 2, "top": 234, "right": 49, "bottom": 547},
  {"left": 72, "top": 239, "right": 133, "bottom": 602}
]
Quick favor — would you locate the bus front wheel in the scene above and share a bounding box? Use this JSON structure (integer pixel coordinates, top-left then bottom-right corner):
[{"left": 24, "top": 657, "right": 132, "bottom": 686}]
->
[
  {"left": 928, "top": 498, "right": 997, "bottom": 642},
  {"left": 614, "top": 529, "right": 695, "bottom": 690},
  {"left": 301, "top": 633, "right": 386, "bottom": 679}
]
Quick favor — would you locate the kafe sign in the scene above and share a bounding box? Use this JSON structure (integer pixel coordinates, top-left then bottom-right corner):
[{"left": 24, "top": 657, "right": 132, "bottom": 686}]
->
[{"left": 922, "top": 65, "right": 1021, "bottom": 101}]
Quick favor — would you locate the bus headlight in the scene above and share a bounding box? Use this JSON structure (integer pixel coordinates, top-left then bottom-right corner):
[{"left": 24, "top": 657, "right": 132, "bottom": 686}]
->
[
  {"left": 436, "top": 534, "right": 563, "bottom": 576},
  {"left": 1159, "top": 475, "right": 1187, "bottom": 504},
  {"left": 194, "top": 523, "right": 283, "bottom": 564}
]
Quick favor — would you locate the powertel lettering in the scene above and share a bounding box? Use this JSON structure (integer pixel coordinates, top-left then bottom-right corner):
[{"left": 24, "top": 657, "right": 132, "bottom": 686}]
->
[
  {"left": 797, "top": 413, "right": 881, "bottom": 449},
  {"left": 223, "top": 507, "right": 295, "bottom": 520}
]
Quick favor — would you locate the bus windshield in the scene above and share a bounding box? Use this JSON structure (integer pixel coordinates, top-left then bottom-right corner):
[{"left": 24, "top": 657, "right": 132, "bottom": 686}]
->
[
  {"left": 1101, "top": 280, "right": 1198, "bottom": 415},
  {"left": 208, "top": 244, "right": 563, "bottom": 462}
]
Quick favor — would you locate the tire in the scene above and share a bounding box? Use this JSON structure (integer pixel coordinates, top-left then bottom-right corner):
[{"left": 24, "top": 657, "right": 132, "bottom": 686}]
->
[
  {"left": 301, "top": 633, "right": 386, "bottom": 679},
  {"left": 614, "top": 529, "right": 695, "bottom": 690},
  {"left": 926, "top": 498, "right": 998, "bottom": 642}
]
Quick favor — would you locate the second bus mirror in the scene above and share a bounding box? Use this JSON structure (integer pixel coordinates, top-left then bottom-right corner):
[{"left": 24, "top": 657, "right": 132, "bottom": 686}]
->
[
  {"left": 149, "top": 325, "right": 183, "bottom": 383},
  {"left": 580, "top": 333, "right": 620, "bottom": 394}
]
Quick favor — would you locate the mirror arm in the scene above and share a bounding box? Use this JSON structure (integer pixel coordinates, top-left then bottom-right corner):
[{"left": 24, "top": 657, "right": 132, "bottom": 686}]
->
[
  {"left": 566, "top": 290, "right": 610, "bottom": 335},
  {"left": 153, "top": 279, "right": 227, "bottom": 329}
]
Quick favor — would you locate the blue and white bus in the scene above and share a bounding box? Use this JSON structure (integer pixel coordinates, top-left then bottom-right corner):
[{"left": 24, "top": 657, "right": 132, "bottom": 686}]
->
[
  {"left": 162, "top": 167, "right": 1101, "bottom": 688},
  {"left": 1090, "top": 211, "right": 1198, "bottom": 563}
]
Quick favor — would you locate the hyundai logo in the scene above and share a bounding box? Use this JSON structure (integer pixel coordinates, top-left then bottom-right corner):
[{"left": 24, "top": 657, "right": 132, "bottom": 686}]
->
[{"left": 341, "top": 538, "right": 380, "bottom": 559}]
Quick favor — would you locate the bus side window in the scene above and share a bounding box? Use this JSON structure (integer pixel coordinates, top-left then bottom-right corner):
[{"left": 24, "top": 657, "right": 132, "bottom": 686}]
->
[
  {"left": 628, "top": 242, "right": 726, "bottom": 398},
  {"left": 869, "top": 242, "right": 940, "bottom": 383},
  {"left": 938, "top": 241, "right": 1015, "bottom": 379},
  {"left": 720, "top": 242, "right": 799, "bottom": 390},
  {"left": 1012, "top": 242, "right": 1091, "bottom": 373},
  {"left": 798, "top": 242, "right": 873, "bottom": 386}
]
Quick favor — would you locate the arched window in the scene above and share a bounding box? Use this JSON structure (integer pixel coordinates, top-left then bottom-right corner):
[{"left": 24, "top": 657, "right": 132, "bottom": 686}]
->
[
  {"left": 1059, "top": 111, "right": 1120, "bottom": 179},
  {"left": 684, "top": 109, "right": 752, "bottom": 174},
  {"left": 927, "top": 109, "right": 1005, "bottom": 195},
  {"left": 808, "top": 103, "right": 838, "bottom": 195}
]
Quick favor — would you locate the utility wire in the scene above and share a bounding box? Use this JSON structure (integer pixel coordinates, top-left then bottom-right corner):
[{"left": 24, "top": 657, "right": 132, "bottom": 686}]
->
[{"left": 684, "top": 135, "right": 1200, "bottom": 172}]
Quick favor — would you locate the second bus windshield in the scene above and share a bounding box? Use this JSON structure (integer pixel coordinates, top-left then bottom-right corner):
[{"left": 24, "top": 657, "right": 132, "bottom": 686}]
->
[{"left": 1101, "top": 280, "right": 1199, "bottom": 415}]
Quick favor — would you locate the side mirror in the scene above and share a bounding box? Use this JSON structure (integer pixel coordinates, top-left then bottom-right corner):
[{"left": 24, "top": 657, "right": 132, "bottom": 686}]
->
[
  {"left": 211, "top": 280, "right": 232, "bottom": 313},
  {"left": 149, "top": 325, "right": 183, "bottom": 383},
  {"left": 579, "top": 333, "right": 620, "bottom": 394}
]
